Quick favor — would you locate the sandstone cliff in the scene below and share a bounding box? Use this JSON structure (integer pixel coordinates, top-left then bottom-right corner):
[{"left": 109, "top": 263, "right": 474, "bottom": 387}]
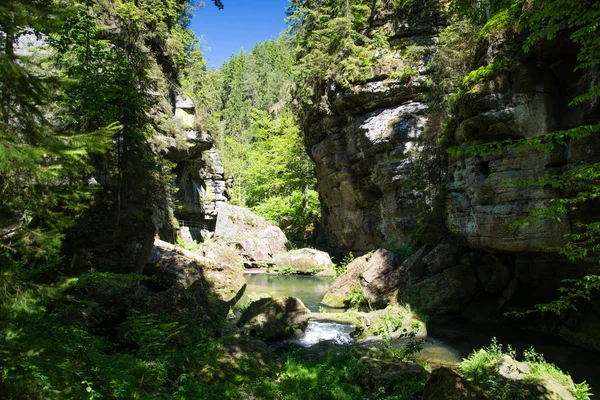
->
[{"left": 304, "top": 3, "right": 600, "bottom": 350}]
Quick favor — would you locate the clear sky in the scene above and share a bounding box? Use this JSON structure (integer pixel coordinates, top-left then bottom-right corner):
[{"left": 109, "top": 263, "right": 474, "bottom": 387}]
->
[{"left": 189, "top": 0, "right": 291, "bottom": 69}]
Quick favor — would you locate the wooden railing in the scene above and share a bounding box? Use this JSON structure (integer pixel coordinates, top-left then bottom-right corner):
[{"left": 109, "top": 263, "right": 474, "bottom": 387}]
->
[{"left": 178, "top": 220, "right": 215, "bottom": 231}]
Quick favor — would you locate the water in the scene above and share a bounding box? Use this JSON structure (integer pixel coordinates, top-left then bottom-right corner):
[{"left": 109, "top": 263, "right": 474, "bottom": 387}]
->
[
  {"left": 236, "top": 273, "right": 335, "bottom": 312},
  {"left": 236, "top": 273, "right": 600, "bottom": 393},
  {"left": 287, "top": 321, "right": 354, "bottom": 347}
]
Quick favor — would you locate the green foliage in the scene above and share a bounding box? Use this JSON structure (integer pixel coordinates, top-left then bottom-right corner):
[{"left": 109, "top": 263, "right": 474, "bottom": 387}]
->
[
  {"left": 459, "top": 338, "right": 591, "bottom": 400},
  {"left": 0, "top": 0, "right": 116, "bottom": 262},
  {"left": 334, "top": 252, "right": 354, "bottom": 277},
  {"left": 267, "top": 266, "right": 322, "bottom": 276},
  {"left": 345, "top": 287, "right": 366, "bottom": 309}
]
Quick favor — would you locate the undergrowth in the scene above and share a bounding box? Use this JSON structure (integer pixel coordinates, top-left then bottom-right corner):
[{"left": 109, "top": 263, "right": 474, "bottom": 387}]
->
[{"left": 459, "top": 338, "right": 591, "bottom": 400}]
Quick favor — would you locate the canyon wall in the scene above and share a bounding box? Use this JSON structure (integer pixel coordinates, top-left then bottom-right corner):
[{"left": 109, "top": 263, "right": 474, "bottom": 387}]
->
[{"left": 306, "top": 5, "right": 600, "bottom": 350}]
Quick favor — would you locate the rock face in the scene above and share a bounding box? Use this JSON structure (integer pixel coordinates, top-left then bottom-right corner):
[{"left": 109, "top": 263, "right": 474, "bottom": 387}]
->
[
  {"left": 303, "top": 3, "right": 600, "bottom": 350},
  {"left": 146, "top": 239, "right": 246, "bottom": 318},
  {"left": 174, "top": 148, "right": 230, "bottom": 225},
  {"left": 150, "top": 89, "right": 230, "bottom": 236},
  {"left": 214, "top": 203, "right": 289, "bottom": 266},
  {"left": 302, "top": 9, "right": 443, "bottom": 253},
  {"left": 237, "top": 297, "right": 311, "bottom": 341}
]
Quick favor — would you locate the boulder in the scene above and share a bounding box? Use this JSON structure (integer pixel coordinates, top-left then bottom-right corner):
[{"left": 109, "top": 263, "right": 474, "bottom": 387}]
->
[
  {"left": 495, "top": 355, "right": 578, "bottom": 400},
  {"left": 214, "top": 204, "right": 288, "bottom": 265},
  {"left": 145, "top": 239, "right": 246, "bottom": 318},
  {"left": 400, "top": 244, "right": 430, "bottom": 280},
  {"left": 423, "top": 367, "right": 490, "bottom": 400},
  {"left": 272, "top": 248, "right": 335, "bottom": 276},
  {"left": 321, "top": 254, "right": 370, "bottom": 308},
  {"left": 422, "top": 240, "right": 463, "bottom": 274},
  {"left": 477, "top": 255, "right": 511, "bottom": 293},
  {"left": 354, "top": 305, "right": 427, "bottom": 340},
  {"left": 400, "top": 265, "right": 477, "bottom": 318},
  {"left": 359, "top": 249, "right": 402, "bottom": 308},
  {"left": 198, "top": 240, "right": 245, "bottom": 270},
  {"left": 237, "top": 296, "right": 310, "bottom": 341}
]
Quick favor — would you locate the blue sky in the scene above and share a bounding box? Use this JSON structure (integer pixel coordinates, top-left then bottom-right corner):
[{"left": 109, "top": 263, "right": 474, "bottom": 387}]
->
[{"left": 189, "top": 0, "right": 291, "bottom": 69}]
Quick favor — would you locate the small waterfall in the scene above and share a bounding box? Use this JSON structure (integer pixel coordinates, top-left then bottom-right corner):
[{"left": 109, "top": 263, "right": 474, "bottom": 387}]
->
[{"left": 287, "top": 321, "right": 354, "bottom": 348}]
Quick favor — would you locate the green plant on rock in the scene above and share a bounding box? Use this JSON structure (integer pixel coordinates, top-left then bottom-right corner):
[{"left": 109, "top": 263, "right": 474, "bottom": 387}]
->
[
  {"left": 334, "top": 252, "right": 355, "bottom": 277},
  {"left": 459, "top": 338, "right": 591, "bottom": 400},
  {"left": 345, "top": 287, "right": 366, "bottom": 309}
]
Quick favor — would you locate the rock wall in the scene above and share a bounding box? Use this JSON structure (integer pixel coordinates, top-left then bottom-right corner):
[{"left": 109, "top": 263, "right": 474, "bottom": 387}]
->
[
  {"left": 304, "top": 9, "right": 444, "bottom": 252},
  {"left": 306, "top": 7, "right": 600, "bottom": 350},
  {"left": 152, "top": 93, "right": 231, "bottom": 235}
]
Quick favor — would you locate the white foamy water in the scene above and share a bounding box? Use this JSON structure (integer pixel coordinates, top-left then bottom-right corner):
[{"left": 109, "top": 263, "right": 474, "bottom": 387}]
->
[{"left": 288, "top": 321, "right": 354, "bottom": 347}]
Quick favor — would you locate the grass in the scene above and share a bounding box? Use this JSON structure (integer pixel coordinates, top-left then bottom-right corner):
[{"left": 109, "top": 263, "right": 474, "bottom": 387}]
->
[{"left": 459, "top": 338, "right": 591, "bottom": 400}]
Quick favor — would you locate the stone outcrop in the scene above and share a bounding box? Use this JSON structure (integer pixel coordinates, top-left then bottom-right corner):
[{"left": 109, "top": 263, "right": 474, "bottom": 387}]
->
[
  {"left": 145, "top": 239, "right": 246, "bottom": 318},
  {"left": 214, "top": 203, "right": 289, "bottom": 266},
  {"left": 302, "top": 8, "right": 444, "bottom": 253},
  {"left": 237, "top": 297, "right": 311, "bottom": 341},
  {"left": 303, "top": 3, "right": 600, "bottom": 350}
]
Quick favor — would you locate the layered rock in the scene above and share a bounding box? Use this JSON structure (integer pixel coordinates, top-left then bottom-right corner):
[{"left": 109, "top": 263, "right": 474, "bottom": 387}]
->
[
  {"left": 304, "top": 3, "right": 600, "bottom": 350},
  {"left": 303, "top": 11, "right": 444, "bottom": 252}
]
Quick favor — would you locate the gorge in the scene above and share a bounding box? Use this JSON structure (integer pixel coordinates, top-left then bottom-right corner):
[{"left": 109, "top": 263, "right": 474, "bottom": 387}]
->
[{"left": 1, "top": 0, "right": 599, "bottom": 399}]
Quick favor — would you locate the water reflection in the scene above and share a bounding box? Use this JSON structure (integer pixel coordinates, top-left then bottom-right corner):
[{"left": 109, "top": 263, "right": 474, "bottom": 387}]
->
[{"left": 236, "top": 273, "right": 335, "bottom": 312}]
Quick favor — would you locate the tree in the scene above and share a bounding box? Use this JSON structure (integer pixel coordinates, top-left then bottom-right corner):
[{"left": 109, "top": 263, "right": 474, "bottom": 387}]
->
[{"left": 0, "top": 0, "right": 113, "bottom": 263}]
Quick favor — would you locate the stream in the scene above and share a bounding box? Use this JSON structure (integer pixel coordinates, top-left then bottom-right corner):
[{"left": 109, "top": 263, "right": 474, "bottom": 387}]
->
[{"left": 235, "top": 273, "right": 600, "bottom": 393}]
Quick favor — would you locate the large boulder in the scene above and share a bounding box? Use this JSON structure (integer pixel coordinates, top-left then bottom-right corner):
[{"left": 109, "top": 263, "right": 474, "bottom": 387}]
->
[
  {"left": 145, "top": 239, "right": 246, "bottom": 318},
  {"left": 321, "top": 254, "right": 370, "bottom": 308},
  {"left": 423, "top": 367, "right": 490, "bottom": 400},
  {"left": 494, "top": 355, "right": 579, "bottom": 400},
  {"left": 359, "top": 249, "right": 402, "bottom": 308},
  {"left": 214, "top": 204, "right": 289, "bottom": 266},
  {"left": 237, "top": 296, "right": 310, "bottom": 341},
  {"left": 400, "top": 265, "right": 477, "bottom": 318},
  {"left": 422, "top": 239, "right": 463, "bottom": 274},
  {"left": 273, "top": 248, "right": 335, "bottom": 276},
  {"left": 197, "top": 240, "right": 245, "bottom": 270}
]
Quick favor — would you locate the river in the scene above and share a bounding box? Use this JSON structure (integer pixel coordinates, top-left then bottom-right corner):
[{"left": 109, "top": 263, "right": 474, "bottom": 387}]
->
[{"left": 235, "top": 273, "right": 600, "bottom": 393}]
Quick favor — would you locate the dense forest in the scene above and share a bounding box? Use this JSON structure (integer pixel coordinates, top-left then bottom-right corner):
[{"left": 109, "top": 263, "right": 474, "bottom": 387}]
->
[{"left": 1, "top": 0, "right": 599, "bottom": 399}]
